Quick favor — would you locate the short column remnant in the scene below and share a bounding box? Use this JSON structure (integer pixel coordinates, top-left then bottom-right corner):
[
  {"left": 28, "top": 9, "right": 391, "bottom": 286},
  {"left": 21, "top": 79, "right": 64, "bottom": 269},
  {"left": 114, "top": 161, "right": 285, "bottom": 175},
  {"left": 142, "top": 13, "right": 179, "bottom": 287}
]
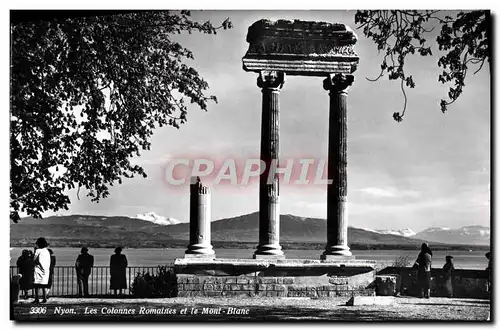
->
[
  {"left": 184, "top": 177, "right": 215, "bottom": 259},
  {"left": 254, "top": 71, "right": 285, "bottom": 259},
  {"left": 321, "top": 73, "right": 354, "bottom": 259}
]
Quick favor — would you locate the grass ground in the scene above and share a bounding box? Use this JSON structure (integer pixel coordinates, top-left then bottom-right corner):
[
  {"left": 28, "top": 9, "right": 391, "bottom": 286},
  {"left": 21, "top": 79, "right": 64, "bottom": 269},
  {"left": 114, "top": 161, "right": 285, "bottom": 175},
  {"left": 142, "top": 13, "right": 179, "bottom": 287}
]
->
[{"left": 12, "top": 296, "right": 490, "bottom": 322}]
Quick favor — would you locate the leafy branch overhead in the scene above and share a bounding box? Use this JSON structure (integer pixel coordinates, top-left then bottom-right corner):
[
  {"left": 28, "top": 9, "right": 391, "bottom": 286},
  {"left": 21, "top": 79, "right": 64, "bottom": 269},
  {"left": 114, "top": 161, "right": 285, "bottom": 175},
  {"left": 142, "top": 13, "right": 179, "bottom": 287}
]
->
[
  {"left": 10, "top": 11, "right": 232, "bottom": 222},
  {"left": 355, "top": 10, "right": 490, "bottom": 122}
]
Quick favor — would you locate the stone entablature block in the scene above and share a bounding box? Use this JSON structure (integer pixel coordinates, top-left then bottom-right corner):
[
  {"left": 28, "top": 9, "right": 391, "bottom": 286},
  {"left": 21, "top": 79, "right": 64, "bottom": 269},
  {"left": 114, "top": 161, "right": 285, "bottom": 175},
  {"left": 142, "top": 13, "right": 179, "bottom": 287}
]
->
[{"left": 242, "top": 19, "right": 359, "bottom": 76}]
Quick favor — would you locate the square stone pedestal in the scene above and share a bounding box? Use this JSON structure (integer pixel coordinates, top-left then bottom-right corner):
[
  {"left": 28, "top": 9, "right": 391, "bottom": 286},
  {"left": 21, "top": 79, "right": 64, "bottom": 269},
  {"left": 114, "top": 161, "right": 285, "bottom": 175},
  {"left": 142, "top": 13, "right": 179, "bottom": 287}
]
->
[{"left": 173, "top": 258, "right": 377, "bottom": 298}]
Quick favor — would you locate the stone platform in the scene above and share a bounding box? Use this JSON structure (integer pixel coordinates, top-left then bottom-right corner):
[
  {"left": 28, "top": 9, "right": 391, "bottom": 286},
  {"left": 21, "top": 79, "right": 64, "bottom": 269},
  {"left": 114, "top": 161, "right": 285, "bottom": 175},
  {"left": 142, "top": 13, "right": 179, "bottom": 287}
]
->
[{"left": 174, "top": 258, "right": 377, "bottom": 298}]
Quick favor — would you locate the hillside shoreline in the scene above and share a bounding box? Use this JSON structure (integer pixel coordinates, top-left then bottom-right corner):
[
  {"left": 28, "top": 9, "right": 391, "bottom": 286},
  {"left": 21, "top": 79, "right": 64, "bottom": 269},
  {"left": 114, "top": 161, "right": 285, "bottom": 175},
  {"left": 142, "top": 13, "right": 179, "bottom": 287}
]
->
[
  {"left": 9, "top": 239, "right": 490, "bottom": 251},
  {"left": 11, "top": 213, "right": 490, "bottom": 249}
]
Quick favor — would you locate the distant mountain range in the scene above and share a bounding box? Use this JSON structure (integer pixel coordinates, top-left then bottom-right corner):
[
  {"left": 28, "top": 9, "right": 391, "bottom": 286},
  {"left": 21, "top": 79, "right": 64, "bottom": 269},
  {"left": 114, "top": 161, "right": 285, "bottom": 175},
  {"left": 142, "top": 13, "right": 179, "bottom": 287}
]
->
[
  {"left": 413, "top": 226, "right": 490, "bottom": 246},
  {"left": 10, "top": 212, "right": 490, "bottom": 248},
  {"left": 362, "top": 226, "right": 490, "bottom": 246}
]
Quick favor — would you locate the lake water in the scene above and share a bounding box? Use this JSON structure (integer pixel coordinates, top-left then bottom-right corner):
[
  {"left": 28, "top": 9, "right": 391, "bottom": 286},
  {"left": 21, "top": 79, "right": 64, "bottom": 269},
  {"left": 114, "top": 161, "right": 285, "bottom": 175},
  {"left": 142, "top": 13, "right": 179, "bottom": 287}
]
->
[{"left": 9, "top": 247, "right": 489, "bottom": 270}]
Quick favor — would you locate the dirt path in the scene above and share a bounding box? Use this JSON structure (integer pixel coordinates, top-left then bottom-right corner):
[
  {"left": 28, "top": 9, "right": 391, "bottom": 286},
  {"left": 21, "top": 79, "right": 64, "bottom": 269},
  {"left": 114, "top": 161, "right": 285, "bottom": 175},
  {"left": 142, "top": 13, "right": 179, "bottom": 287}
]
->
[{"left": 13, "top": 296, "right": 490, "bottom": 321}]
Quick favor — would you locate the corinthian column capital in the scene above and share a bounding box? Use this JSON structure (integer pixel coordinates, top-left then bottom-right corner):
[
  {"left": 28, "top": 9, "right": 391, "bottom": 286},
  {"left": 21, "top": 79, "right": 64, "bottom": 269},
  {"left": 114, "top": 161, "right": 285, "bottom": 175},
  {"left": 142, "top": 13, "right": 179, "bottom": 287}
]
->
[
  {"left": 257, "top": 71, "right": 285, "bottom": 90},
  {"left": 323, "top": 73, "right": 354, "bottom": 93}
]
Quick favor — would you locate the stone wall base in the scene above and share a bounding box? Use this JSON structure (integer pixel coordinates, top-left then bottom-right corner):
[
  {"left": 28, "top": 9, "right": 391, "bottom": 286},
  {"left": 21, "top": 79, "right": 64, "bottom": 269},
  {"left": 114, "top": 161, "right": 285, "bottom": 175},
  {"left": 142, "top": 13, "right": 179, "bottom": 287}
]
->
[
  {"left": 176, "top": 274, "right": 375, "bottom": 298},
  {"left": 174, "top": 258, "right": 377, "bottom": 298},
  {"left": 378, "top": 267, "right": 490, "bottom": 298}
]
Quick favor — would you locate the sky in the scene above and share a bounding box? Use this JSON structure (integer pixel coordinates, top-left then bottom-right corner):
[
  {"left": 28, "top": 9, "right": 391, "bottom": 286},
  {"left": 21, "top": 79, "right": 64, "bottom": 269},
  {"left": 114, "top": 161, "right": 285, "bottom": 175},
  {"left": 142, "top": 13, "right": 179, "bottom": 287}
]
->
[{"left": 41, "top": 10, "right": 490, "bottom": 232}]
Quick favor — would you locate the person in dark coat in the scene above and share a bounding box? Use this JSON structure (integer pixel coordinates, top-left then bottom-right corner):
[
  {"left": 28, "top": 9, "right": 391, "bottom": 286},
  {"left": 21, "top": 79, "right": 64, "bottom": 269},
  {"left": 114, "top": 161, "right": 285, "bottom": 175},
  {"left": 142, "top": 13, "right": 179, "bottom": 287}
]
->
[
  {"left": 442, "top": 255, "right": 455, "bottom": 297},
  {"left": 16, "top": 250, "right": 34, "bottom": 299},
  {"left": 10, "top": 274, "right": 22, "bottom": 320},
  {"left": 413, "top": 242, "right": 433, "bottom": 298},
  {"left": 110, "top": 247, "right": 128, "bottom": 295},
  {"left": 485, "top": 252, "right": 491, "bottom": 297},
  {"left": 75, "top": 247, "right": 94, "bottom": 297},
  {"left": 46, "top": 249, "right": 56, "bottom": 297}
]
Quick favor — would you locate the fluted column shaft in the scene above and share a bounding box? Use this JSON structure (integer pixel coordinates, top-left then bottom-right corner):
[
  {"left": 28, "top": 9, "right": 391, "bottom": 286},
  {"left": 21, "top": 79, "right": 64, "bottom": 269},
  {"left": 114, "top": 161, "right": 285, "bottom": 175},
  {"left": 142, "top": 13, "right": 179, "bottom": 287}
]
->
[
  {"left": 321, "top": 74, "right": 354, "bottom": 259},
  {"left": 254, "top": 71, "right": 285, "bottom": 259},
  {"left": 185, "top": 177, "right": 215, "bottom": 258}
]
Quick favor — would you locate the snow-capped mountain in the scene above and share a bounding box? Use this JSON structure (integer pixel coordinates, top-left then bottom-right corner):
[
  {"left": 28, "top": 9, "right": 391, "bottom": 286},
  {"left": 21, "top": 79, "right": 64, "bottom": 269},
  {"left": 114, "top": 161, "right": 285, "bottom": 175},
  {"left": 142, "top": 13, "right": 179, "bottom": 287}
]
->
[
  {"left": 414, "top": 226, "right": 490, "bottom": 245},
  {"left": 136, "top": 212, "right": 181, "bottom": 226},
  {"left": 350, "top": 227, "right": 416, "bottom": 237},
  {"left": 351, "top": 226, "right": 380, "bottom": 234},
  {"left": 418, "top": 227, "right": 451, "bottom": 233},
  {"left": 374, "top": 228, "right": 417, "bottom": 237}
]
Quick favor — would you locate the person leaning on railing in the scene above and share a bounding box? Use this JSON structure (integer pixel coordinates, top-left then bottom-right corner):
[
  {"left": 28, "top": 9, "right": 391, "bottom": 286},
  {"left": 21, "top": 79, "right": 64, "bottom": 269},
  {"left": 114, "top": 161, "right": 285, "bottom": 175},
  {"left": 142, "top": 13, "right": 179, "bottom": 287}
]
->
[
  {"left": 16, "top": 250, "right": 34, "bottom": 299},
  {"left": 75, "top": 247, "right": 94, "bottom": 298},
  {"left": 442, "top": 255, "right": 455, "bottom": 298},
  {"left": 110, "top": 247, "right": 128, "bottom": 296},
  {"left": 413, "top": 242, "right": 433, "bottom": 299}
]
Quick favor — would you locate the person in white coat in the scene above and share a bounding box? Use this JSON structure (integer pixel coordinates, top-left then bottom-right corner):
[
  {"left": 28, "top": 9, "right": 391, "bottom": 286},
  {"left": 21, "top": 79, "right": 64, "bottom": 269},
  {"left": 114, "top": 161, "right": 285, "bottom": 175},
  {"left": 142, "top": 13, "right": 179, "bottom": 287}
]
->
[{"left": 32, "top": 237, "right": 51, "bottom": 303}]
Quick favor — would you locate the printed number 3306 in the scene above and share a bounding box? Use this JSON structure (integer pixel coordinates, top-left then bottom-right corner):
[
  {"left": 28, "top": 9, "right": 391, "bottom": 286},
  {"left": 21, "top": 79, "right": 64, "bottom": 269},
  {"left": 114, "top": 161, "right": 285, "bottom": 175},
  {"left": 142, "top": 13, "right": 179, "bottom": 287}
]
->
[{"left": 29, "top": 307, "right": 47, "bottom": 314}]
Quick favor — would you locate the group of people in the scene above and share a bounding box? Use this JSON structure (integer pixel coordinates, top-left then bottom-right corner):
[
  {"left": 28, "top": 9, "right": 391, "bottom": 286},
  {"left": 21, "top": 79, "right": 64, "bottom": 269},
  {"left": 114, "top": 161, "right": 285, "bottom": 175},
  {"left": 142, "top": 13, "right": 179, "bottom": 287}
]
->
[
  {"left": 75, "top": 246, "right": 129, "bottom": 297},
  {"left": 16, "top": 237, "right": 129, "bottom": 303},
  {"left": 413, "top": 242, "right": 492, "bottom": 299},
  {"left": 16, "top": 238, "right": 55, "bottom": 303}
]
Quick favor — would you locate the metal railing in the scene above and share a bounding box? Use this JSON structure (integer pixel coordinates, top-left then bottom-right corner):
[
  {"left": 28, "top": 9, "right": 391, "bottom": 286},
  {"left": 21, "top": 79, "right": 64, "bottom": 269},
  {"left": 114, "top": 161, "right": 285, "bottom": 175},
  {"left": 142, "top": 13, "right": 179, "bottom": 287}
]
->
[{"left": 10, "top": 265, "right": 173, "bottom": 297}]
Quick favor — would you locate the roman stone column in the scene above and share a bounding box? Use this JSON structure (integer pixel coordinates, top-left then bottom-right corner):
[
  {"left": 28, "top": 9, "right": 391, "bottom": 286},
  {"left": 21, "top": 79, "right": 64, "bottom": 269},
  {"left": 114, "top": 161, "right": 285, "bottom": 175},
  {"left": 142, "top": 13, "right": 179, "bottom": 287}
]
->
[
  {"left": 253, "top": 70, "right": 285, "bottom": 259},
  {"left": 321, "top": 73, "right": 354, "bottom": 259},
  {"left": 185, "top": 177, "right": 215, "bottom": 258}
]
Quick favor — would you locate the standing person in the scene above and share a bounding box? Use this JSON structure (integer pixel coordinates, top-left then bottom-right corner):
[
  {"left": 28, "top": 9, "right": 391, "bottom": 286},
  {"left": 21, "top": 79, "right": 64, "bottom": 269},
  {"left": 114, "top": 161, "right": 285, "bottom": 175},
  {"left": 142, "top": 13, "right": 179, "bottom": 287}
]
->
[
  {"left": 16, "top": 250, "right": 34, "bottom": 299},
  {"left": 27, "top": 250, "right": 34, "bottom": 297},
  {"left": 442, "top": 255, "right": 455, "bottom": 298},
  {"left": 110, "top": 247, "right": 128, "bottom": 296},
  {"left": 46, "top": 249, "right": 56, "bottom": 297},
  {"left": 32, "top": 237, "right": 51, "bottom": 304},
  {"left": 10, "top": 274, "right": 22, "bottom": 319},
  {"left": 485, "top": 252, "right": 491, "bottom": 297},
  {"left": 75, "top": 247, "right": 94, "bottom": 297},
  {"left": 413, "top": 242, "right": 433, "bottom": 299}
]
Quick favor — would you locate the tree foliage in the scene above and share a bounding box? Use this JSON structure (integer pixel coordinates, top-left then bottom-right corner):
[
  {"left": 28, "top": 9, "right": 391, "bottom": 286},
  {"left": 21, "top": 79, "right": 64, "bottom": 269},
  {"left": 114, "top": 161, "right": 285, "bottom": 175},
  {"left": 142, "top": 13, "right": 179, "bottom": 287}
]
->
[
  {"left": 355, "top": 10, "right": 490, "bottom": 122},
  {"left": 10, "top": 11, "right": 232, "bottom": 222}
]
